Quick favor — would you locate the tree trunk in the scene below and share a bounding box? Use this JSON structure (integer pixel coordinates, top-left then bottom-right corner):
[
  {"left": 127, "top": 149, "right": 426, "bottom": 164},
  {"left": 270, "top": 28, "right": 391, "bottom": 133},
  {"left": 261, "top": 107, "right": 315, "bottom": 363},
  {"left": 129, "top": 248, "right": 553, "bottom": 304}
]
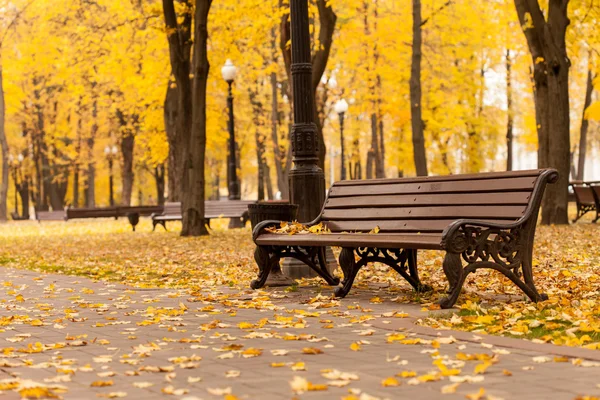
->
[
  {"left": 250, "top": 87, "right": 269, "bottom": 201},
  {"left": 73, "top": 166, "right": 79, "bottom": 208},
  {"left": 34, "top": 89, "right": 52, "bottom": 211},
  {"left": 506, "top": 49, "right": 514, "bottom": 171},
  {"left": 163, "top": 0, "right": 192, "bottom": 204},
  {"left": 0, "top": 66, "right": 8, "bottom": 221},
  {"left": 181, "top": 0, "right": 211, "bottom": 237},
  {"left": 117, "top": 109, "right": 136, "bottom": 206},
  {"left": 270, "top": 29, "right": 288, "bottom": 199},
  {"left": 410, "top": 0, "right": 428, "bottom": 176},
  {"left": 164, "top": 83, "right": 180, "bottom": 201},
  {"left": 17, "top": 178, "right": 29, "bottom": 219},
  {"left": 120, "top": 132, "right": 134, "bottom": 205},
  {"left": 376, "top": 81, "right": 386, "bottom": 178},
  {"left": 86, "top": 100, "right": 97, "bottom": 208},
  {"left": 72, "top": 101, "right": 82, "bottom": 207},
  {"left": 154, "top": 164, "right": 165, "bottom": 205},
  {"left": 576, "top": 67, "right": 594, "bottom": 181},
  {"left": 264, "top": 162, "right": 274, "bottom": 200},
  {"left": 514, "top": 0, "right": 570, "bottom": 225}
]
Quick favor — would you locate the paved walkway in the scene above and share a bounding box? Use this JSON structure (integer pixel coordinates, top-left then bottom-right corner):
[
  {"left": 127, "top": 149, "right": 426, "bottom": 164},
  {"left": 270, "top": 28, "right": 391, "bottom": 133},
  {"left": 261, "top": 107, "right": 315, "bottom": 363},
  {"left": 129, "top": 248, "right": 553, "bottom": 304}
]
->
[{"left": 1, "top": 268, "right": 599, "bottom": 400}]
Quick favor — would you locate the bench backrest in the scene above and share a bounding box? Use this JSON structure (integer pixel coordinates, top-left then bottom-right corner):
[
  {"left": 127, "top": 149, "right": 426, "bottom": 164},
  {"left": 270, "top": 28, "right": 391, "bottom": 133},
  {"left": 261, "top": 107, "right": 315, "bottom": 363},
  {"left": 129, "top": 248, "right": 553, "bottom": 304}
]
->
[
  {"left": 161, "top": 201, "right": 256, "bottom": 217},
  {"left": 321, "top": 169, "right": 557, "bottom": 234},
  {"left": 205, "top": 200, "right": 255, "bottom": 217},
  {"left": 162, "top": 202, "right": 182, "bottom": 216},
  {"left": 116, "top": 205, "right": 164, "bottom": 217},
  {"left": 36, "top": 210, "right": 66, "bottom": 221},
  {"left": 66, "top": 207, "right": 118, "bottom": 219},
  {"left": 572, "top": 184, "right": 596, "bottom": 206},
  {"left": 589, "top": 184, "right": 600, "bottom": 204}
]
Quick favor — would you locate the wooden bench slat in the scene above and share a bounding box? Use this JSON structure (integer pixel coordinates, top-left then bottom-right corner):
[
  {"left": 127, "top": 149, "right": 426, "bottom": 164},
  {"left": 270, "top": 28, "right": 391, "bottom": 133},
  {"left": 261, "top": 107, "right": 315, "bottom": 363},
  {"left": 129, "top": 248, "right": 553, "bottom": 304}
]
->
[
  {"left": 36, "top": 211, "right": 66, "bottom": 221},
  {"left": 333, "top": 169, "right": 543, "bottom": 186},
  {"left": 255, "top": 232, "right": 443, "bottom": 249},
  {"left": 325, "top": 191, "right": 532, "bottom": 208},
  {"left": 322, "top": 205, "right": 527, "bottom": 221},
  {"left": 572, "top": 185, "right": 596, "bottom": 205},
  {"left": 330, "top": 176, "right": 538, "bottom": 197},
  {"left": 324, "top": 219, "right": 510, "bottom": 233}
]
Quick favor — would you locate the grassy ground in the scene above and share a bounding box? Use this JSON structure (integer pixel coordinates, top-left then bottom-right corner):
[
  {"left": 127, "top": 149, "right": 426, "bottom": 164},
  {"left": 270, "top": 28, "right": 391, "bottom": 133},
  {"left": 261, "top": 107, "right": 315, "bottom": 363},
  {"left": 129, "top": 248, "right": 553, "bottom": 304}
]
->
[{"left": 0, "top": 213, "right": 599, "bottom": 348}]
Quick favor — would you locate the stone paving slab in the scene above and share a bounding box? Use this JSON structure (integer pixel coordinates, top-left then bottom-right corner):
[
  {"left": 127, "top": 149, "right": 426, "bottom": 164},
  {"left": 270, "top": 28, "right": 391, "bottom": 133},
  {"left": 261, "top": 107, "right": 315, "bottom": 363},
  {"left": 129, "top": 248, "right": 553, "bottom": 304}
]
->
[{"left": 0, "top": 268, "right": 599, "bottom": 399}]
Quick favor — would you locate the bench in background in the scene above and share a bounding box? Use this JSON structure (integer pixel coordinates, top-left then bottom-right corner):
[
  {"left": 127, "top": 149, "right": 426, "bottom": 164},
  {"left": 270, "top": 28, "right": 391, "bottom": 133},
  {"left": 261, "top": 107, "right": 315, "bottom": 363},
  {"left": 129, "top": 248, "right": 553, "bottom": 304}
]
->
[{"left": 152, "top": 200, "right": 256, "bottom": 231}]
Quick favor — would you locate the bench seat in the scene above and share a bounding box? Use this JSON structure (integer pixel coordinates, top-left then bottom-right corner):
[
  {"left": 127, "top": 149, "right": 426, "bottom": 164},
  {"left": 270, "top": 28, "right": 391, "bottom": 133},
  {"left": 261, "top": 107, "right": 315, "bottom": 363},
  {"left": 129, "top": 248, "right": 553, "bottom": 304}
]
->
[
  {"left": 251, "top": 169, "right": 558, "bottom": 309},
  {"left": 255, "top": 232, "right": 443, "bottom": 249}
]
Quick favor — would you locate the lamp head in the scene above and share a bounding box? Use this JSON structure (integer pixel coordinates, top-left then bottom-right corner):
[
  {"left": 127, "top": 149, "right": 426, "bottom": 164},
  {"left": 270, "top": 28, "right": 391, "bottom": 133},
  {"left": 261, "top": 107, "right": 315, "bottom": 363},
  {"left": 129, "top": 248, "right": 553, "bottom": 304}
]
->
[
  {"left": 221, "top": 59, "right": 237, "bottom": 83},
  {"left": 334, "top": 99, "right": 349, "bottom": 114}
]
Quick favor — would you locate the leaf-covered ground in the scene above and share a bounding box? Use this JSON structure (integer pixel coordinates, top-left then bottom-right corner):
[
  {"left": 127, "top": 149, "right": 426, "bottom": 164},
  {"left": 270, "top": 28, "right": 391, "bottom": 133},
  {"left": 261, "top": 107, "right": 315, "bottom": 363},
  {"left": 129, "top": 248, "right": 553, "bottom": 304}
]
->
[{"left": 0, "top": 216, "right": 599, "bottom": 349}]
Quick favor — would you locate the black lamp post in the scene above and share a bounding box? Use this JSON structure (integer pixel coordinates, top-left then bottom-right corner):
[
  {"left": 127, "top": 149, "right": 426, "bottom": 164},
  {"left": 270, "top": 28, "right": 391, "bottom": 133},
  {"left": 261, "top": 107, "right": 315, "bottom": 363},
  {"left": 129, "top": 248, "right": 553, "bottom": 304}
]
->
[
  {"left": 334, "top": 99, "right": 349, "bottom": 180},
  {"left": 104, "top": 145, "right": 118, "bottom": 206},
  {"left": 289, "top": 0, "right": 325, "bottom": 223},
  {"left": 221, "top": 59, "right": 241, "bottom": 201}
]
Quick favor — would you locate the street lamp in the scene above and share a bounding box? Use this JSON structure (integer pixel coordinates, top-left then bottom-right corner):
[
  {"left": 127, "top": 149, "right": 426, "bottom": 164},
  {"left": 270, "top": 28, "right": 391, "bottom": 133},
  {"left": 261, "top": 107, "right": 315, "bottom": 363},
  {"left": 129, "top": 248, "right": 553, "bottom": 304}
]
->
[
  {"left": 104, "top": 145, "right": 118, "bottom": 207},
  {"left": 8, "top": 155, "right": 17, "bottom": 215},
  {"left": 221, "top": 59, "right": 241, "bottom": 201},
  {"left": 334, "top": 99, "right": 349, "bottom": 180}
]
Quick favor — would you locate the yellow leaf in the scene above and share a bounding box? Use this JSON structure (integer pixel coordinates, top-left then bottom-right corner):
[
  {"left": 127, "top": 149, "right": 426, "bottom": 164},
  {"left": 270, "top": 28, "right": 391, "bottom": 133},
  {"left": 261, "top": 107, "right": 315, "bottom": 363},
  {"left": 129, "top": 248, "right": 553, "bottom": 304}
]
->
[
  {"left": 474, "top": 362, "right": 492, "bottom": 375},
  {"left": 91, "top": 380, "right": 114, "bottom": 387},
  {"left": 417, "top": 374, "right": 439, "bottom": 382},
  {"left": 350, "top": 342, "right": 361, "bottom": 351},
  {"left": 381, "top": 376, "right": 400, "bottom": 387},
  {"left": 302, "top": 347, "right": 323, "bottom": 355},
  {"left": 241, "top": 348, "right": 262, "bottom": 358},
  {"left": 387, "top": 333, "right": 406, "bottom": 343},
  {"left": 368, "top": 226, "right": 380, "bottom": 234},
  {"left": 19, "top": 387, "right": 59, "bottom": 398},
  {"left": 441, "top": 382, "right": 460, "bottom": 394},
  {"left": 466, "top": 388, "right": 486, "bottom": 400},
  {"left": 291, "top": 362, "right": 306, "bottom": 371},
  {"left": 397, "top": 370, "right": 417, "bottom": 378}
]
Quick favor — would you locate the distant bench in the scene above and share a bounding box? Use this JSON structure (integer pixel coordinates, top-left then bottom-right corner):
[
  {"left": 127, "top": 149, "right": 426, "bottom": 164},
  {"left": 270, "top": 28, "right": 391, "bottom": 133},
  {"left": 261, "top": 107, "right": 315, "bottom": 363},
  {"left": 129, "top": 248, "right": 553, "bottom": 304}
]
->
[
  {"left": 152, "top": 200, "right": 256, "bottom": 231},
  {"left": 35, "top": 206, "right": 164, "bottom": 229},
  {"left": 35, "top": 210, "right": 67, "bottom": 222},
  {"left": 570, "top": 181, "right": 600, "bottom": 223}
]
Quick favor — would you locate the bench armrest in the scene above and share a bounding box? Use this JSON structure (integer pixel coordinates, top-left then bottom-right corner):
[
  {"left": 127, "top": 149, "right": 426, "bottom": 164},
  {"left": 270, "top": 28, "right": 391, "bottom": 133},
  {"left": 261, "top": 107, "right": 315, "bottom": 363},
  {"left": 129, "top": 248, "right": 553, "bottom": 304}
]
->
[
  {"left": 440, "top": 219, "right": 524, "bottom": 253},
  {"left": 252, "top": 220, "right": 284, "bottom": 242}
]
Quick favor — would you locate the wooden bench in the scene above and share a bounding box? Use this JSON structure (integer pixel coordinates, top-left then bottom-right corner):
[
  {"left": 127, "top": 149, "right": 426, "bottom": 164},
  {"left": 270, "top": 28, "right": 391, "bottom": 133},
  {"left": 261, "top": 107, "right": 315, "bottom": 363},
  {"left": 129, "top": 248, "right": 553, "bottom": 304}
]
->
[
  {"left": 152, "top": 200, "right": 256, "bottom": 231},
  {"left": 251, "top": 169, "right": 558, "bottom": 309},
  {"left": 65, "top": 206, "right": 164, "bottom": 229},
  {"left": 66, "top": 207, "right": 119, "bottom": 220},
  {"left": 35, "top": 210, "right": 66, "bottom": 222},
  {"left": 151, "top": 202, "right": 181, "bottom": 231},
  {"left": 570, "top": 182, "right": 598, "bottom": 223}
]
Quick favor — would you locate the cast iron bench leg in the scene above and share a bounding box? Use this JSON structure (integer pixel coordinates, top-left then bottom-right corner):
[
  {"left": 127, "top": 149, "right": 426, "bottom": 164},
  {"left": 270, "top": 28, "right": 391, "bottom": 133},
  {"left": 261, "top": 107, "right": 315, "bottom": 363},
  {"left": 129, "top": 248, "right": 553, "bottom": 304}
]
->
[
  {"left": 439, "top": 248, "right": 548, "bottom": 310},
  {"left": 334, "top": 248, "right": 360, "bottom": 298},
  {"left": 251, "top": 246, "right": 278, "bottom": 289},
  {"left": 250, "top": 245, "right": 339, "bottom": 290}
]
